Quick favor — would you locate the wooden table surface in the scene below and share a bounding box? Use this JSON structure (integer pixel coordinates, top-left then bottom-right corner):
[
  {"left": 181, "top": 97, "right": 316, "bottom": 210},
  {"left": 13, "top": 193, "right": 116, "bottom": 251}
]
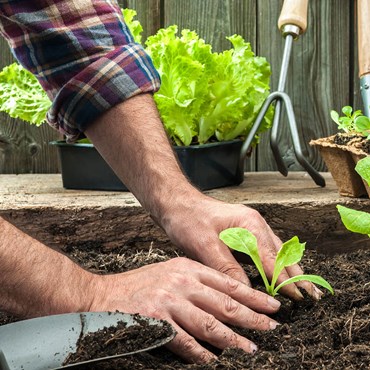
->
[{"left": 0, "top": 172, "right": 369, "bottom": 254}]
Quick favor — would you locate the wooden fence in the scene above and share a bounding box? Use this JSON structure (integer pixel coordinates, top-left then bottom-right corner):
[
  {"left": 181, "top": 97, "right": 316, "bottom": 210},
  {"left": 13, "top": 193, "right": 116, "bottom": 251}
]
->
[{"left": 0, "top": 0, "right": 359, "bottom": 174}]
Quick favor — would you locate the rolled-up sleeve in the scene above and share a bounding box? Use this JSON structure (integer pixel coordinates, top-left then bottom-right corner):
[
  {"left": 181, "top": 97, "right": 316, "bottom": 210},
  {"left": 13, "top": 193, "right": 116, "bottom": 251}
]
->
[{"left": 0, "top": 0, "right": 161, "bottom": 141}]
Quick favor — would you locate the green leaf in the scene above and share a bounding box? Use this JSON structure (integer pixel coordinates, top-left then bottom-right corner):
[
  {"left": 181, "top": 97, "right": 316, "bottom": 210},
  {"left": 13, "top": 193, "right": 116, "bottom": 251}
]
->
[
  {"left": 122, "top": 8, "right": 143, "bottom": 44},
  {"left": 273, "top": 274, "right": 334, "bottom": 296},
  {"left": 354, "top": 116, "right": 370, "bottom": 137},
  {"left": 219, "top": 228, "right": 270, "bottom": 291},
  {"left": 355, "top": 156, "right": 370, "bottom": 186},
  {"left": 342, "top": 105, "right": 353, "bottom": 117},
  {"left": 330, "top": 110, "right": 340, "bottom": 125},
  {"left": 337, "top": 205, "right": 370, "bottom": 236},
  {"left": 145, "top": 27, "right": 272, "bottom": 145},
  {"left": 0, "top": 63, "right": 51, "bottom": 125},
  {"left": 270, "top": 236, "right": 305, "bottom": 291}
]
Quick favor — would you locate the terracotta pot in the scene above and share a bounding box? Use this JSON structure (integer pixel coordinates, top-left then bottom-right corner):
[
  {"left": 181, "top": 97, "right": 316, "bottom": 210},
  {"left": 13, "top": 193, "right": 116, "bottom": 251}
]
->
[{"left": 310, "top": 135, "right": 370, "bottom": 198}]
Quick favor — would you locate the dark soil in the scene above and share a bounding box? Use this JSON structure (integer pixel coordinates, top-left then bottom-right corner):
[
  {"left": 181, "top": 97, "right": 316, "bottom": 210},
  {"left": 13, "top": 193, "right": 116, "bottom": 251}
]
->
[
  {"left": 1, "top": 241, "right": 369, "bottom": 369},
  {"left": 62, "top": 314, "right": 174, "bottom": 366},
  {"left": 333, "top": 133, "right": 370, "bottom": 154}
]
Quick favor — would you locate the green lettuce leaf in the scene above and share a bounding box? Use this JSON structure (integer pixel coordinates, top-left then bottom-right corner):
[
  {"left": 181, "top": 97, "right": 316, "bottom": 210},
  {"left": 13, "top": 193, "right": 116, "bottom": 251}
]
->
[
  {"left": 146, "top": 26, "right": 208, "bottom": 145},
  {"left": 0, "top": 63, "right": 51, "bottom": 125},
  {"left": 122, "top": 8, "right": 143, "bottom": 44},
  {"left": 201, "top": 35, "right": 273, "bottom": 144},
  {"left": 271, "top": 236, "right": 305, "bottom": 290},
  {"left": 146, "top": 27, "right": 272, "bottom": 145}
]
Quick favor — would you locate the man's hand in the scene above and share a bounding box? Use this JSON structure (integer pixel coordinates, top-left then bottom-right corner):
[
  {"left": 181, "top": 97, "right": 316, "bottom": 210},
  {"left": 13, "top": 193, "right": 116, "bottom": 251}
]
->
[
  {"left": 161, "top": 195, "right": 323, "bottom": 301},
  {"left": 85, "top": 93, "right": 323, "bottom": 302},
  {"left": 89, "top": 257, "right": 281, "bottom": 363}
]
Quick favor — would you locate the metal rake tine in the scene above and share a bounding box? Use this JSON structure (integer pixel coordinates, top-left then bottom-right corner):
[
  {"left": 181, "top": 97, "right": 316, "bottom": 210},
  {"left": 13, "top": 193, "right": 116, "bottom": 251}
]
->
[
  {"left": 277, "top": 91, "right": 326, "bottom": 187},
  {"left": 270, "top": 99, "right": 288, "bottom": 176}
]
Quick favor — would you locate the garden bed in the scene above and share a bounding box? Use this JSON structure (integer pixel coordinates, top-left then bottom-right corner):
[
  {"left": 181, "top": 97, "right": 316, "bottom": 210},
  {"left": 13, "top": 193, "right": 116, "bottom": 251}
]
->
[
  {"left": 1, "top": 240, "right": 369, "bottom": 369},
  {"left": 0, "top": 173, "right": 369, "bottom": 369}
]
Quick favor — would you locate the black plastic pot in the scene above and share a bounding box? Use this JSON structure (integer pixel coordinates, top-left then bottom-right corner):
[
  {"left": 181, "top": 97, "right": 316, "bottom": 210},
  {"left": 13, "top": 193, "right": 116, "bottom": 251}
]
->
[{"left": 50, "top": 140, "right": 244, "bottom": 191}]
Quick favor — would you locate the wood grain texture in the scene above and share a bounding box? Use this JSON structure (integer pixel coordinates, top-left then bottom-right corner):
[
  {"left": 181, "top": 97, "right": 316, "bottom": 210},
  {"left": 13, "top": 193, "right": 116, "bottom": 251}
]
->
[
  {"left": 124, "top": 0, "right": 162, "bottom": 41},
  {"left": 0, "top": 0, "right": 360, "bottom": 174},
  {"left": 257, "top": 0, "right": 353, "bottom": 172},
  {"left": 0, "top": 39, "right": 60, "bottom": 174},
  {"left": 1, "top": 173, "right": 368, "bottom": 255}
]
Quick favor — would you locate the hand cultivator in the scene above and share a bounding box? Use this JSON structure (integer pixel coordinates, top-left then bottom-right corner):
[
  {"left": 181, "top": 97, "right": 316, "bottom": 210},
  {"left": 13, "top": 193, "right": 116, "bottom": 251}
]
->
[{"left": 240, "top": 0, "right": 326, "bottom": 187}]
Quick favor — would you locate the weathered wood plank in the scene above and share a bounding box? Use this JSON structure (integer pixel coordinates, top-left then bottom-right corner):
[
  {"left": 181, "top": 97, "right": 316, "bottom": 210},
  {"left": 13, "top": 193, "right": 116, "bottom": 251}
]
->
[
  {"left": 123, "top": 0, "right": 162, "bottom": 41},
  {"left": 257, "top": 0, "right": 353, "bottom": 172},
  {"left": 0, "top": 172, "right": 369, "bottom": 255},
  {"left": 0, "top": 38, "right": 60, "bottom": 174}
]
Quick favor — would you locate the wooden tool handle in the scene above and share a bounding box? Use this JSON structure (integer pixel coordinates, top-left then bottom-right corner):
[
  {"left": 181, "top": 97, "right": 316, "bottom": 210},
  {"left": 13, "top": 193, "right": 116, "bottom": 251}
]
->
[
  {"left": 358, "top": 0, "right": 370, "bottom": 76},
  {"left": 278, "top": 0, "right": 309, "bottom": 34}
]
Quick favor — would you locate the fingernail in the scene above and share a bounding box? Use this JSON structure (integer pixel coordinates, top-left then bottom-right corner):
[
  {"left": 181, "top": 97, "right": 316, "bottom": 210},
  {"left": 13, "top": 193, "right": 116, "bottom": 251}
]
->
[
  {"left": 312, "top": 285, "right": 323, "bottom": 301},
  {"left": 294, "top": 287, "right": 305, "bottom": 300},
  {"left": 269, "top": 320, "right": 280, "bottom": 330},
  {"left": 250, "top": 343, "right": 258, "bottom": 353},
  {"left": 268, "top": 296, "right": 281, "bottom": 309}
]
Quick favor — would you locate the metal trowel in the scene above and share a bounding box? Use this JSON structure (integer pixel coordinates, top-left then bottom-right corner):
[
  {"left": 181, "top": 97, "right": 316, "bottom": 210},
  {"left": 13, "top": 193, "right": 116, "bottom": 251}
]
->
[{"left": 0, "top": 311, "right": 176, "bottom": 370}]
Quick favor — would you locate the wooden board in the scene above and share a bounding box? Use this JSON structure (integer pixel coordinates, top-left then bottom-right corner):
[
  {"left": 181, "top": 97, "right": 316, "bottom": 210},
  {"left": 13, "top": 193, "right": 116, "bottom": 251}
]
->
[{"left": 0, "top": 172, "right": 369, "bottom": 255}]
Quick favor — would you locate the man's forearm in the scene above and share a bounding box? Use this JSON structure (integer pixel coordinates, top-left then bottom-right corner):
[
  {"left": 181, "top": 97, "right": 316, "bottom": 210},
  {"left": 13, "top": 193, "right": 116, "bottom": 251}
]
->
[
  {"left": 84, "top": 93, "right": 203, "bottom": 225},
  {"left": 0, "top": 217, "right": 96, "bottom": 318}
]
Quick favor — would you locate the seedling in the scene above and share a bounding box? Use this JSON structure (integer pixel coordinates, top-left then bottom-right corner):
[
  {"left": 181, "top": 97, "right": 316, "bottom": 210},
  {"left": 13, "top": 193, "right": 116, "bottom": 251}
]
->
[
  {"left": 337, "top": 156, "right": 370, "bottom": 237},
  {"left": 330, "top": 106, "right": 370, "bottom": 139},
  {"left": 219, "top": 228, "right": 334, "bottom": 297}
]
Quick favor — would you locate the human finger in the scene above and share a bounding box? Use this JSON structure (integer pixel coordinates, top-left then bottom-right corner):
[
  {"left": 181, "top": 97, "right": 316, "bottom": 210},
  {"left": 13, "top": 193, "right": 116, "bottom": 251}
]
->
[
  {"left": 285, "top": 263, "right": 324, "bottom": 300},
  {"left": 191, "top": 284, "right": 280, "bottom": 331},
  {"left": 189, "top": 234, "right": 252, "bottom": 286},
  {"left": 170, "top": 303, "right": 259, "bottom": 358},
  {"left": 198, "top": 269, "right": 281, "bottom": 315}
]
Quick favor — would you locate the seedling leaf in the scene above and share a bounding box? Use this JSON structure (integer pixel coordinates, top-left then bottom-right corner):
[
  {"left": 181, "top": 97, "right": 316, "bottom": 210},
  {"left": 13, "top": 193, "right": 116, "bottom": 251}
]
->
[
  {"left": 337, "top": 205, "right": 370, "bottom": 236},
  {"left": 219, "top": 227, "right": 270, "bottom": 291},
  {"left": 342, "top": 105, "right": 352, "bottom": 117},
  {"left": 219, "top": 228, "right": 333, "bottom": 297},
  {"left": 355, "top": 156, "right": 370, "bottom": 186},
  {"left": 271, "top": 236, "right": 305, "bottom": 290},
  {"left": 274, "top": 274, "right": 334, "bottom": 296},
  {"left": 354, "top": 116, "right": 370, "bottom": 137},
  {"left": 330, "top": 110, "right": 340, "bottom": 125}
]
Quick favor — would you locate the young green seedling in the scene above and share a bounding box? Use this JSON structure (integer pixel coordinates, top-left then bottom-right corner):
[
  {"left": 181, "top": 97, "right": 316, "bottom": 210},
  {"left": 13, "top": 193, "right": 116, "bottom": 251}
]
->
[
  {"left": 330, "top": 106, "right": 370, "bottom": 139},
  {"left": 337, "top": 156, "right": 370, "bottom": 237},
  {"left": 219, "top": 227, "right": 334, "bottom": 297}
]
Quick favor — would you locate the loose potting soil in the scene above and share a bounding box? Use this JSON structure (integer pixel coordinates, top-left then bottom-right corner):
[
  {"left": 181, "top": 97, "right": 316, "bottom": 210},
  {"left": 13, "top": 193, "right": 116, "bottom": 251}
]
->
[
  {"left": 1, "top": 241, "right": 369, "bottom": 369},
  {"left": 333, "top": 133, "right": 370, "bottom": 154},
  {"left": 62, "top": 314, "right": 174, "bottom": 366}
]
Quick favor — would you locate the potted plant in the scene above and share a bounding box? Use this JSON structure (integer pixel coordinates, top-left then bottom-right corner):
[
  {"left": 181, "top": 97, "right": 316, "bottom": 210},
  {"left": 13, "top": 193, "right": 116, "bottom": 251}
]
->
[
  {"left": 0, "top": 9, "right": 273, "bottom": 191},
  {"left": 310, "top": 106, "right": 370, "bottom": 197}
]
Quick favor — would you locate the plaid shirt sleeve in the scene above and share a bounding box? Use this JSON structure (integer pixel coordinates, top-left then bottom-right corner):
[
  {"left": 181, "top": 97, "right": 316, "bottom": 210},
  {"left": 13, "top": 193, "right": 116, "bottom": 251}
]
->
[{"left": 0, "top": 0, "right": 161, "bottom": 141}]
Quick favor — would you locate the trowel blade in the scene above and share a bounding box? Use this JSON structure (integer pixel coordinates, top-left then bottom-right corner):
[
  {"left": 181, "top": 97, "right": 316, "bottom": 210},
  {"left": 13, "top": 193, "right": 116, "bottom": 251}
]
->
[{"left": 0, "top": 311, "right": 175, "bottom": 370}]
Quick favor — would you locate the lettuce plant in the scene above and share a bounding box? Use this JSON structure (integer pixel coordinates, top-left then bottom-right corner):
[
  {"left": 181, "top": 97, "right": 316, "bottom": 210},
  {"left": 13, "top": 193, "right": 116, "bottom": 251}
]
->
[
  {"left": 122, "top": 8, "right": 143, "bottom": 44},
  {"left": 330, "top": 106, "right": 370, "bottom": 139},
  {"left": 219, "top": 227, "right": 334, "bottom": 297},
  {"left": 0, "top": 63, "right": 51, "bottom": 125},
  {"left": 337, "top": 156, "right": 370, "bottom": 237},
  {"left": 0, "top": 9, "right": 273, "bottom": 147},
  {"left": 145, "top": 27, "right": 273, "bottom": 146}
]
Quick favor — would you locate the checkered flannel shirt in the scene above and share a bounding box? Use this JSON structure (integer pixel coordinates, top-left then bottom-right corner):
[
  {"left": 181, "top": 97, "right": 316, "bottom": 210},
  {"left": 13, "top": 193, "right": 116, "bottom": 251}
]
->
[{"left": 0, "top": 0, "right": 161, "bottom": 141}]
